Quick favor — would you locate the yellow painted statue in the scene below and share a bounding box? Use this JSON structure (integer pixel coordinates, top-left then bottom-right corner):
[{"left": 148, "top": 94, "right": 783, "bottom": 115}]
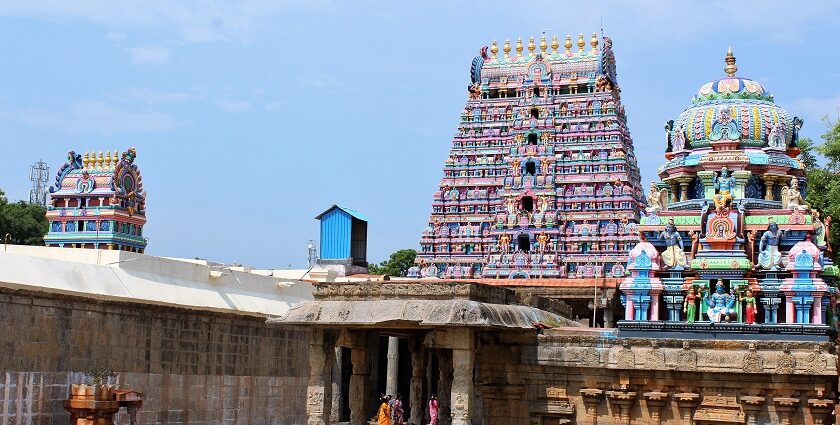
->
[
  {"left": 712, "top": 166, "right": 737, "bottom": 213},
  {"left": 660, "top": 219, "right": 687, "bottom": 269}
]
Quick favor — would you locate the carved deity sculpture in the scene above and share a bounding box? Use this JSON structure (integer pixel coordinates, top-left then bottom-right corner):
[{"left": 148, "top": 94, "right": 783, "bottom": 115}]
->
[
  {"left": 683, "top": 286, "right": 698, "bottom": 324},
  {"left": 767, "top": 122, "right": 786, "bottom": 149},
  {"left": 672, "top": 124, "right": 686, "bottom": 153},
  {"left": 713, "top": 166, "right": 736, "bottom": 213},
  {"left": 646, "top": 181, "right": 669, "bottom": 214},
  {"left": 758, "top": 221, "right": 783, "bottom": 270},
  {"left": 660, "top": 219, "right": 687, "bottom": 269},
  {"left": 743, "top": 289, "right": 757, "bottom": 325},
  {"left": 781, "top": 178, "right": 806, "bottom": 210},
  {"left": 498, "top": 233, "right": 511, "bottom": 254},
  {"left": 705, "top": 280, "right": 736, "bottom": 323},
  {"left": 506, "top": 197, "right": 517, "bottom": 215},
  {"left": 537, "top": 233, "right": 550, "bottom": 252},
  {"left": 468, "top": 83, "right": 481, "bottom": 100},
  {"left": 814, "top": 209, "right": 828, "bottom": 249}
]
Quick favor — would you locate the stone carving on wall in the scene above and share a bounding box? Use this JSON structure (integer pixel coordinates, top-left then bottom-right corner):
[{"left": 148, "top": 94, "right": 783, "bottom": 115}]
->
[
  {"left": 805, "top": 345, "right": 827, "bottom": 375},
  {"left": 677, "top": 341, "right": 698, "bottom": 371},
  {"left": 775, "top": 345, "right": 796, "bottom": 375},
  {"left": 742, "top": 343, "right": 763, "bottom": 373}
]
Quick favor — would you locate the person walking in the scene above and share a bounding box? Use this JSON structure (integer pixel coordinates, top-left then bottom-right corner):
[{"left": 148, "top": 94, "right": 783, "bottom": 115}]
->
[
  {"left": 428, "top": 395, "right": 439, "bottom": 425},
  {"left": 377, "top": 395, "right": 393, "bottom": 425}
]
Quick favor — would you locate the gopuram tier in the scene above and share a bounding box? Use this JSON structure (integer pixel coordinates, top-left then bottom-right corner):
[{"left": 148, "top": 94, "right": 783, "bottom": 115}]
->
[
  {"left": 44, "top": 148, "right": 147, "bottom": 252},
  {"left": 417, "top": 33, "right": 645, "bottom": 279},
  {"left": 620, "top": 49, "right": 838, "bottom": 330}
]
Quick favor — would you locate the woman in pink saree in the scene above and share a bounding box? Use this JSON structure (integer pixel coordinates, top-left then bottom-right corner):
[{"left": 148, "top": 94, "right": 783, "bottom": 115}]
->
[
  {"left": 392, "top": 393, "right": 404, "bottom": 424},
  {"left": 428, "top": 395, "right": 439, "bottom": 425}
]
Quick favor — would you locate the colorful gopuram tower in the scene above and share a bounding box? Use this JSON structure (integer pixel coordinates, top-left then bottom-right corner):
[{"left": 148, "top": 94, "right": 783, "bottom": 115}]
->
[
  {"left": 44, "top": 148, "right": 148, "bottom": 252},
  {"left": 416, "top": 33, "right": 645, "bottom": 279},
  {"left": 620, "top": 49, "right": 837, "bottom": 330}
]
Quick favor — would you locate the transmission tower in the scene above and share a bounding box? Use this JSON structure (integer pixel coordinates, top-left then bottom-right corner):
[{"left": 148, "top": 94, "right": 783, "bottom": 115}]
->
[{"left": 29, "top": 160, "right": 49, "bottom": 206}]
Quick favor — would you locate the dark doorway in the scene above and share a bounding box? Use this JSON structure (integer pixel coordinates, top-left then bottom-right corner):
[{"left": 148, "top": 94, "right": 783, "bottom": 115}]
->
[
  {"left": 530, "top": 108, "right": 539, "bottom": 118},
  {"left": 528, "top": 133, "right": 538, "bottom": 145},
  {"left": 525, "top": 161, "right": 536, "bottom": 176},
  {"left": 521, "top": 196, "right": 534, "bottom": 212},
  {"left": 534, "top": 87, "right": 541, "bottom": 97},
  {"left": 517, "top": 234, "right": 530, "bottom": 252}
]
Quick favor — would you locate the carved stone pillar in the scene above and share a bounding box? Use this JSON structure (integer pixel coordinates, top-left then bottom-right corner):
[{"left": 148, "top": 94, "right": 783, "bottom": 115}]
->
[
  {"left": 386, "top": 336, "right": 399, "bottom": 396},
  {"left": 697, "top": 171, "right": 716, "bottom": 199},
  {"left": 669, "top": 182, "right": 679, "bottom": 203},
  {"left": 643, "top": 391, "right": 668, "bottom": 425},
  {"left": 733, "top": 170, "right": 751, "bottom": 199},
  {"left": 330, "top": 347, "right": 342, "bottom": 423},
  {"left": 450, "top": 329, "right": 474, "bottom": 425},
  {"left": 675, "top": 392, "right": 699, "bottom": 425},
  {"left": 438, "top": 349, "right": 453, "bottom": 425},
  {"left": 580, "top": 388, "right": 604, "bottom": 425},
  {"left": 607, "top": 390, "right": 637, "bottom": 425},
  {"left": 306, "top": 329, "right": 334, "bottom": 425},
  {"left": 808, "top": 398, "right": 835, "bottom": 425},
  {"left": 763, "top": 176, "right": 776, "bottom": 201},
  {"left": 350, "top": 344, "right": 371, "bottom": 425},
  {"left": 408, "top": 340, "right": 426, "bottom": 425},
  {"left": 677, "top": 177, "right": 692, "bottom": 202},
  {"left": 740, "top": 395, "right": 765, "bottom": 425},
  {"left": 773, "top": 396, "right": 799, "bottom": 425}
]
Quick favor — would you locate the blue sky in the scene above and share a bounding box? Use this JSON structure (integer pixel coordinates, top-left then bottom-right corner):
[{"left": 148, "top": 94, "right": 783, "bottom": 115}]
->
[{"left": 2, "top": 1, "right": 840, "bottom": 268}]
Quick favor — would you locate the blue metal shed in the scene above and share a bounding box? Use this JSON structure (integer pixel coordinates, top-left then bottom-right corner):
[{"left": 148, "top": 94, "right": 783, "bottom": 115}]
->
[{"left": 315, "top": 205, "right": 368, "bottom": 266}]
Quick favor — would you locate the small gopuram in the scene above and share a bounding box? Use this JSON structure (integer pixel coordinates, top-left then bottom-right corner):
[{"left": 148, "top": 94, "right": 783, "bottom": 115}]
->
[
  {"left": 620, "top": 48, "right": 837, "bottom": 329},
  {"left": 417, "top": 33, "right": 645, "bottom": 280},
  {"left": 44, "top": 148, "right": 147, "bottom": 252}
]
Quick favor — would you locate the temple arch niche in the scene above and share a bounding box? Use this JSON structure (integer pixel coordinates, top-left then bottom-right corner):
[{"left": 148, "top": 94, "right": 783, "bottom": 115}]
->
[{"left": 517, "top": 233, "right": 530, "bottom": 252}]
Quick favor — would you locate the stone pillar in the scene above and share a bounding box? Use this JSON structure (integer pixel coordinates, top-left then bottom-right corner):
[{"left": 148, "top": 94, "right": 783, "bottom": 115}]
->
[
  {"left": 603, "top": 305, "right": 615, "bottom": 328},
  {"left": 450, "top": 332, "right": 475, "bottom": 425},
  {"left": 649, "top": 289, "right": 661, "bottom": 321},
  {"left": 675, "top": 392, "right": 699, "bottom": 425},
  {"left": 607, "top": 390, "right": 637, "bottom": 425},
  {"left": 678, "top": 178, "right": 691, "bottom": 202},
  {"left": 733, "top": 170, "right": 751, "bottom": 199},
  {"left": 350, "top": 344, "right": 371, "bottom": 425},
  {"left": 740, "top": 395, "right": 765, "bottom": 425},
  {"left": 808, "top": 398, "right": 835, "bottom": 425},
  {"left": 330, "top": 347, "right": 342, "bottom": 423},
  {"left": 386, "top": 336, "right": 399, "bottom": 396},
  {"left": 668, "top": 182, "right": 679, "bottom": 203},
  {"left": 438, "top": 349, "right": 453, "bottom": 425},
  {"left": 643, "top": 391, "right": 668, "bottom": 425},
  {"left": 813, "top": 295, "right": 823, "bottom": 324},
  {"left": 761, "top": 293, "right": 781, "bottom": 324},
  {"left": 773, "top": 396, "right": 799, "bottom": 425},
  {"left": 763, "top": 176, "right": 776, "bottom": 201},
  {"left": 306, "top": 329, "right": 334, "bottom": 425},
  {"left": 697, "top": 171, "right": 716, "bottom": 199},
  {"left": 580, "top": 388, "right": 604, "bottom": 425},
  {"left": 409, "top": 341, "right": 426, "bottom": 425}
]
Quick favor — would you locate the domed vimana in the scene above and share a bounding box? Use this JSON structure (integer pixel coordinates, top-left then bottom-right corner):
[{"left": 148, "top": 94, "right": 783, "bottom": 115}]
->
[
  {"left": 416, "top": 33, "right": 645, "bottom": 279},
  {"left": 621, "top": 48, "right": 837, "bottom": 327}
]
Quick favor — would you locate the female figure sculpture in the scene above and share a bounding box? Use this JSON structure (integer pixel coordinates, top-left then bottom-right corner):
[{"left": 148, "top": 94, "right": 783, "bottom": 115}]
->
[
  {"left": 683, "top": 286, "right": 698, "bottom": 323},
  {"left": 706, "top": 280, "right": 736, "bottom": 323},
  {"left": 743, "top": 289, "right": 757, "bottom": 325}
]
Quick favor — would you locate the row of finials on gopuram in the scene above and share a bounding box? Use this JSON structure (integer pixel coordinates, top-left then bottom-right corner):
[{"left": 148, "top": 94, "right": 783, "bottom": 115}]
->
[
  {"left": 415, "top": 33, "right": 646, "bottom": 279},
  {"left": 43, "top": 148, "right": 148, "bottom": 253},
  {"left": 412, "top": 34, "right": 838, "bottom": 328},
  {"left": 620, "top": 47, "right": 837, "bottom": 328}
]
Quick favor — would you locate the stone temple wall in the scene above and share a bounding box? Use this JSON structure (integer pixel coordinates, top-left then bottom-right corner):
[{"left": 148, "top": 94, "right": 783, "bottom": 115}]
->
[{"left": 0, "top": 287, "right": 310, "bottom": 425}]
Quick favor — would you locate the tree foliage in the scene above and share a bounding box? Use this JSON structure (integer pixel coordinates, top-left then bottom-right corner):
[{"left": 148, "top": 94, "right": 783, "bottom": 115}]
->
[
  {"left": 367, "top": 249, "right": 417, "bottom": 277},
  {"left": 802, "top": 119, "right": 840, "bottom": 261},
  {"left": 0, "top": 189, "right": 49, "bottom": 246}
]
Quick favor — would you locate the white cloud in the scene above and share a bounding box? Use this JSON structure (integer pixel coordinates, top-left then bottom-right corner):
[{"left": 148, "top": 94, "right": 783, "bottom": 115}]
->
[
  {"left": 215, "top": 99, "right": 253, "bottom": 113},
  {"left": 0, "top": 101, "right": 176, "bottom": 135},
  {"left": 129, "top": 46, "right": 170, "bottom": 64},
  {"left": 787, "top": 95, "right": 840, "bottom": 126}
]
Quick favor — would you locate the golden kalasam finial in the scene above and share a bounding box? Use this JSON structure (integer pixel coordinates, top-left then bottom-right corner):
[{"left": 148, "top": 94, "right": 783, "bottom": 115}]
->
[
  {"left": 577, "top": 33, "right": 585, "bottom": 51},
  {"left": 724, "top": 46, "right": 737, "bottom": 77},
  {"left": 114, "top": 150, "right": 119, "bottom": 166},
  {"left": 551, "top": 34, "right": 559, "bottom": 53},
  {"left": 503, "top": 39, "right": 511, "bottom": 58},
  {"left": 564, "top": 34, "right": 572, "bottom": 53},
  {"left": 105, "top": 150, "right": 112, "bottom": 168},
  {"left": 527, "top": 36, "right": 535, "bottom": 56},
  {"left": 540, "top": 33, "right": 547, "bottom": 54},
  {"left": 591, "top": 32, "right": 598, "bottom": 52},
  {"left": 83, "top": 152, "right": 90, "bottom": 168},
  {"left": 490, "top": 40, "right": 498, "bottom": 60},
  {"left": 95, "top": 151, "right": 101, "bottom": 169},
  {"left": 515, "top": 38, "right": 523, "bottom": 56}
]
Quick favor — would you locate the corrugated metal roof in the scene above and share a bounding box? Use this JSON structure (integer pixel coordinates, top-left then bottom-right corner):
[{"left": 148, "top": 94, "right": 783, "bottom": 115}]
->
[{"left": 314, "top": 205, "right": 369, "bottom": 222}]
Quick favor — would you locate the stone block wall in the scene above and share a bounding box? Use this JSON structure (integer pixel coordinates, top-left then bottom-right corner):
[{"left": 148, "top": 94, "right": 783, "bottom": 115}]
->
[{"left": 0, "top": 287, "right": 310, "bottom": 424}]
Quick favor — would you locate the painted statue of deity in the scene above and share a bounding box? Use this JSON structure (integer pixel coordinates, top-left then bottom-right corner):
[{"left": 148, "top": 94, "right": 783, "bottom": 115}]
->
[
  {"left": 758, "top": 221, "right": 783, "bottom": 270},
  {"left": 660, "top": 219, "right": 687, "bottom": 269},
  {"left": 536, "top": 233, "right": 549, "bottom": 252},
  {"left": 743, "top": 289, "right": 757, "bottom": 325},
  {"left": 498, "top": 233, "right": 511, "bottom": 254},
  {"left": 814, "top": 209, "right": 828, "bottom": 249},
  {"left": 646, "top": 181, "right": 669, "bottom": 214},
  {"left": 713, "top": 166, "right": 736, "bottom": 213},
  {"left": 782, "top": 178, "right": 806, "bottom": 210},
  {"left": 683, "top": 286, "right": 698, "bottom": 324},
  {"left": 706, "top": 280, "right": 736, "bottom": 323}
]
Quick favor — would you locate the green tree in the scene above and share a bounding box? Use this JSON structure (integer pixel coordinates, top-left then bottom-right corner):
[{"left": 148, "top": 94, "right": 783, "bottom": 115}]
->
[
  {"left": 367, "top": 249, "right": 417, "bottom": 276},
  {"left": 802, "top": 119, "right": 840, "bottom": 261},
  {"left": 0, "top": 189, "right": 49, "bottom": 245}
]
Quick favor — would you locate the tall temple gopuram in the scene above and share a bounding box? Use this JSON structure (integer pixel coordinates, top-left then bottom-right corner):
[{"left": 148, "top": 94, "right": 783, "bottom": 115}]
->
[
  {"left": 417, "top": 33, "right": 644, "bottom": 279},
  {"left": 44, "top": 148, "right": 148, "bottom": 252}
]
